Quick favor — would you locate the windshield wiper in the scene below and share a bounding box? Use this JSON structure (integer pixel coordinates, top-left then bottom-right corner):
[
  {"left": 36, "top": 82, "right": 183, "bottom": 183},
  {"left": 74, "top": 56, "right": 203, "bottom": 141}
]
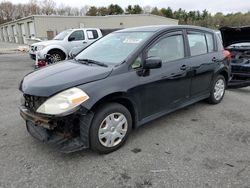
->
[{"left": 75, "top": 59, "right": 108, "bottom": 67}]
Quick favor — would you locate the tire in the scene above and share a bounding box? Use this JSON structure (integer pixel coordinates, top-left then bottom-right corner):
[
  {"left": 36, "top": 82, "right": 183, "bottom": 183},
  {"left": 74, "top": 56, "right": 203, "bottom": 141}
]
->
[
  {"left": 207, "top": 75, "right": 226, "bottom": 104},
  {"left": 90, "top": 103, "right": 132, "bottom": 154},
  {"left": 49, "top": 50, "right": 65, "bottom": 62}
]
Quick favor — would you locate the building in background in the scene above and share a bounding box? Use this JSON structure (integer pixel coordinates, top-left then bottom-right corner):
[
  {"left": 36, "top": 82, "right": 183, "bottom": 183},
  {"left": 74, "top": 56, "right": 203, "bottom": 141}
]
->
[{"left": 0, "top": 14, "right": 178, "bottom": 44}]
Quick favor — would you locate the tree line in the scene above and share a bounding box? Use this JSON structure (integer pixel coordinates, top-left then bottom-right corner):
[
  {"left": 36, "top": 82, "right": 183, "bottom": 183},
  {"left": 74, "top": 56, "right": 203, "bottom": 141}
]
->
[{"left": 1, "top": 0, "right": 249, "bottom": 29}]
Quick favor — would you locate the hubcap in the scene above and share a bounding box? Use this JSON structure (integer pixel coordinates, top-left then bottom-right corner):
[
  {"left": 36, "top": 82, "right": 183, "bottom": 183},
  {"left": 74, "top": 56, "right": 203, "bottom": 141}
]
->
[
  {"left": 51, "top": 53, "right": 61, "bottom": 62},
  {"left": 214, "top": 78, "right": 225, "bottom": 101},
  {"left": 98, "top": 113, "right": 128, "bottom": 147}
]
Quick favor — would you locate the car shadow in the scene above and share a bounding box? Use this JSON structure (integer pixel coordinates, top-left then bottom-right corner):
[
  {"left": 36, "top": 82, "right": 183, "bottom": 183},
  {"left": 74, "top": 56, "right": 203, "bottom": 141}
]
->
[
  {"left": 228, "top": 87, "right": 250, "bottom": 94},
  {"left": 56, "top": 100, "right": 208, "bottom": 158}
]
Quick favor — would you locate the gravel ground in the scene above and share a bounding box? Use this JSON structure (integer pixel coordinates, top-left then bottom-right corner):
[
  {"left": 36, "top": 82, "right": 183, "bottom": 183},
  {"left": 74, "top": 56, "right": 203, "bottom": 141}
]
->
[{"left": 0, "top": 53, "right": 250, "bottom": 188}]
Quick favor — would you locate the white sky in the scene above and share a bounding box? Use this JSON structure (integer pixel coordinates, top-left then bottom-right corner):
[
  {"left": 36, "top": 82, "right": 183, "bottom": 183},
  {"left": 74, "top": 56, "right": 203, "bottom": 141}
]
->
[{"left": 6, "top": 0, "right": 250, "bottom": 14}]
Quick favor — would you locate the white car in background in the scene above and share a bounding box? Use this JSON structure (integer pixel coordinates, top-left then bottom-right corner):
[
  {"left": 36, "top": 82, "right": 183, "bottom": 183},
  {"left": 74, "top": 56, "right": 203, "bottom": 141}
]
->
[{"left": 29, "top": 28, "right": 103, "bottom": 62}]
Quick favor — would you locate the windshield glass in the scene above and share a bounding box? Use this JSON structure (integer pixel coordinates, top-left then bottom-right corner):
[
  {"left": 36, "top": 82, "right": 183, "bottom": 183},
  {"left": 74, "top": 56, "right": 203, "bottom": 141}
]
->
[
  {"left": 54, "top": 29, "right": 72, "bottom": 40},
  {"left": 76, "top": 32, "right": 153, "bottom": 65}
]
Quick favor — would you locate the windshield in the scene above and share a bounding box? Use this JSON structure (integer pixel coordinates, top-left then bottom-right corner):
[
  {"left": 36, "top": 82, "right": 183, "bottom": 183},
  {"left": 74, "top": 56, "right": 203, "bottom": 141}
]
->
[
  {"left": 54, "top": 29, "right": 72, "bottom": 40},
  {"left": 76, "top": 32, "right": 153, "bottom": 65}
]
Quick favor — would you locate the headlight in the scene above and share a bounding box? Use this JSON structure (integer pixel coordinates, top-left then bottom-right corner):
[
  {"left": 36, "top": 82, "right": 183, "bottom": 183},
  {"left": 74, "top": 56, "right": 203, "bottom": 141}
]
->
[
  {"left": 36, "top": 87, "right": 89, "bottom": 115},
  {"left": 36, "top": 45, "right": 45, "bottom": 51}
]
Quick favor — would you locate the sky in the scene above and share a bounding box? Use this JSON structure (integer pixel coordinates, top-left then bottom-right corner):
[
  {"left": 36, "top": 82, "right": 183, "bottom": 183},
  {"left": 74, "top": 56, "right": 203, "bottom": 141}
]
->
[{"left": 7, "top": 0, "right": 250, "bottom": 14}]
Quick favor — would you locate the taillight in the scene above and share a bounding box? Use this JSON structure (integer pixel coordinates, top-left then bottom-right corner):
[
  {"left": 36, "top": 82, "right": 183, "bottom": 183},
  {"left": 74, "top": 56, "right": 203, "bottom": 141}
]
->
[{"left": 223, "top": 50, "right": 231, "bottom": 60}]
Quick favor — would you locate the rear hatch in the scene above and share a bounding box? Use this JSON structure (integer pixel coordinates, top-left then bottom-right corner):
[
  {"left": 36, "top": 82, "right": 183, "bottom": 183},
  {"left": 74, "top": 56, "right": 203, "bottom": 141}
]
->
[
  {"left": 220, "top": 26, "right": 250, "bottom": 47},
  {"left": 220, "top": 26, "right": 250, "bottom": 88}
]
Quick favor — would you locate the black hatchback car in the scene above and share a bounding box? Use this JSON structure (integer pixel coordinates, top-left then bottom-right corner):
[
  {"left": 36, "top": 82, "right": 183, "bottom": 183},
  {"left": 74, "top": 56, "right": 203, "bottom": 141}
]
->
[{"left": 20, "top": 25, "right": 230, "bottom": 154}]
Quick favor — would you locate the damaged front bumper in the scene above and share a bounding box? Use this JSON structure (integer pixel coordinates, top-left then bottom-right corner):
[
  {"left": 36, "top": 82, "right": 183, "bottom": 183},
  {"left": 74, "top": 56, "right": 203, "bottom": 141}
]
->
[{"left": 20, "top": 105, "right": 94, "bottom": 153}]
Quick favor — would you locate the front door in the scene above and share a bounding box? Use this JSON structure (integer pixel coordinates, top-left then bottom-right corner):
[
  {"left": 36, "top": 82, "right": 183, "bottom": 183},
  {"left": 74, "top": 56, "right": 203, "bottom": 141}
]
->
[
  {"left": 131, "top": 31, "right": 192, "bottom": 121},
  {"left": 66, "top": 30, "right": 87, "bottom": 52}
]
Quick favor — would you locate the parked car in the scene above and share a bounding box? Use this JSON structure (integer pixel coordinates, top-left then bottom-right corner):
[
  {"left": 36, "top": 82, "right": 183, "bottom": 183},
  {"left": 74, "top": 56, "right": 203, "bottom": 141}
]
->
[
  {"left": 220, "top": 26, "right": 250, "bottom": 88},
  {"left": 20, "top": 25, "right": 231, "bottom": 154},
  {"left": 29, "top": 28, "right": 103, "bottom": 62}
]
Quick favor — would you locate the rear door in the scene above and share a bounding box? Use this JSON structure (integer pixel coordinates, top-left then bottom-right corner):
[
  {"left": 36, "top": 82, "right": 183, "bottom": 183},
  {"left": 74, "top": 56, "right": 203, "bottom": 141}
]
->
[
  {"left": 186, "top": 30, "right": 218, "bottom": 97},
  {"left": 86, "top": 29, "right": 100, "bottom": 45}
]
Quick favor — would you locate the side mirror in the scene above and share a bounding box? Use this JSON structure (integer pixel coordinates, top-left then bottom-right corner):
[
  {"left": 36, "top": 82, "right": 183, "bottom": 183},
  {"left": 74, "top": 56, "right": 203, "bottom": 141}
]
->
[
  {"left": 68, "top": 36, "right": 75, "bottom": 41},
  {"left": 144, "top": 57, "right": 162, "bottom": 69}
]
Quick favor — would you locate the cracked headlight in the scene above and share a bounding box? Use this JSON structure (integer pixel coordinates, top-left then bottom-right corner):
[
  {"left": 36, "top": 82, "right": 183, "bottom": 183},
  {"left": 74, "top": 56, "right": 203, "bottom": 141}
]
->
[{"left": 36, "top": 87, "right": 89, "bottom": 115}]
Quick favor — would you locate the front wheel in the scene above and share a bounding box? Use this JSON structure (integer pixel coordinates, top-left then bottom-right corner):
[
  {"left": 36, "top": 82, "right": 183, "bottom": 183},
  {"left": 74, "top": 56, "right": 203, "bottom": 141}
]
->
[
  {"left": 49, "top": 50, "right": 65, "bottom": 62},
  {"left": 90, "top": 103, "right": 132, "bottom": 154},
  {"left": 207, "top": 75, "right": 226, "bottom": 104}
]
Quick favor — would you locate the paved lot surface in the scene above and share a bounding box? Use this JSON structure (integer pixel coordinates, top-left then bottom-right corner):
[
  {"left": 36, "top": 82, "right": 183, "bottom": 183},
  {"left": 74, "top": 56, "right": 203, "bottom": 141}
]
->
[
  {"left": 0, "top": 42, "right": 28, "bottom": 54},
  {"left": 0, "top": 42, "right": 19, "bottom": 51},
  {"left": 0, "top": 53, "right": 250, "bottom": 188}
]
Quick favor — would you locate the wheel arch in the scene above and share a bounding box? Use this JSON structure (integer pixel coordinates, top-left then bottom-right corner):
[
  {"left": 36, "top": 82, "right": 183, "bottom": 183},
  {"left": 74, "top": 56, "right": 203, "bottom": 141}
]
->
[
  {"left": 90, "top": 92, "right": 139, "bottom": 129},
  {"left": 48, "top": 48, "right": 66, "bottom": 59},
  {"left": 217, "top": 69, "right": 229, "bottom": 84}
]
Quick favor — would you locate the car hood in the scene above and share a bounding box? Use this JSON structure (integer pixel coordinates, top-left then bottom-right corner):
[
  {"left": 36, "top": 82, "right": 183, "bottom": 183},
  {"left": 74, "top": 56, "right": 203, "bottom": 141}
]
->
[
  {"left": 220, "top": 26, "right": 250, "bottom": 47},
  {"left": 32, "top": 40, "right": 62, "bottom": 47},
  {"left": 21, "top": 60, "right": 113, "bottom": 97}
]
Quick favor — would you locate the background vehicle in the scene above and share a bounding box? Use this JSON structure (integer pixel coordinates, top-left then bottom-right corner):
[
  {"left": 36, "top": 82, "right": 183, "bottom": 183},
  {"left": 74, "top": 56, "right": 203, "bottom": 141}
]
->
[
  {"left": 20, "top": 25, "right": 230, "bottom": 154},
  {"left": 29, "top": 28, "right": 103, "bottom": 62},
  {"left": 220, "top": 26, "right": 250, "bottom": 88},
  {"left": 68, "top": 46, "right": 87, "bottom": 59}
]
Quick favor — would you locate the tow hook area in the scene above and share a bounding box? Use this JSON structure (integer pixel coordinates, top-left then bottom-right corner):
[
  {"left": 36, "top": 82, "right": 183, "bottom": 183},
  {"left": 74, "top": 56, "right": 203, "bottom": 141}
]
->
[
  {"left": 20, "top": 107, "right": 56, "bottom": 130},
  {"left": 20, "top": 106, "right": 94, "bottom": 153}
]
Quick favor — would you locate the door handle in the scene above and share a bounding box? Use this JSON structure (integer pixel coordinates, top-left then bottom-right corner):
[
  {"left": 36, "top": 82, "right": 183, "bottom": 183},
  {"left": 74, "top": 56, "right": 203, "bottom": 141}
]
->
[
  {"left": 83, "top": 41, "right": 87, "bottom": 44},
  {"left": 180, "top": 64, "right": 188, "bottom": 70},
  {"left": 212, "top": 57, "right": 218, "bottom": 62}
]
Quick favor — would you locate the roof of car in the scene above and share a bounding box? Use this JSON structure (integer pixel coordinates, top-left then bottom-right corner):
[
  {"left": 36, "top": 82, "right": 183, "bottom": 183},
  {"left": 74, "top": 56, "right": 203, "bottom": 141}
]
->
[{"left": 116, "top": 25, "right": 214, "bottom": 33}]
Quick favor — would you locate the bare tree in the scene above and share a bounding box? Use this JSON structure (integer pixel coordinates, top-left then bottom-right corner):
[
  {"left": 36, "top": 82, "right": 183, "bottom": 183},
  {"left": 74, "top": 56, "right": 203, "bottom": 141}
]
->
[
  {"left": 71, "top": 7, "right": 80, "bottom": 16},
  {"left": 40, "top": 0, "right": 55, "bottom": 15},
  {"left": 0, "top": 1, "right": 15, "bottom": 21},
  {"left": 80, "top": 5, "right": 89, "bottom": 16},
  {"left": 64, "top": 6, "right": 72, "bottom": 16},
  {"left": 28, "top": 0, "right": 40, "bottom": 15},
  {"left": 143, "top": 5, "right": 151, "bottom": 14},
  {"left": 57, "top": 3, "right": 67, "bottom": 15}
]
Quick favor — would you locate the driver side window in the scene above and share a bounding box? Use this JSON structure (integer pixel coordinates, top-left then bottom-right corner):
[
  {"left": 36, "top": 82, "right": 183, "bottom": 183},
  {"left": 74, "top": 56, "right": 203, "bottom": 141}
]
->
[
  {"left": 69, "top": 30, "right": 85, "bottom": 41},
  {"left": 147, "top": 34, "right": 185, "bottom": 63},
  {"left": 132, "top": 56, "right": 142, "bottom": 69}
]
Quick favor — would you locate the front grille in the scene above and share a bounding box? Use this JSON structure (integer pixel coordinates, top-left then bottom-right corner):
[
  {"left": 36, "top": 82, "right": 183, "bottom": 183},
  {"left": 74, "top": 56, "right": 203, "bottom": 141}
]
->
[
  {"left": 23, "top": 94, "right": 47, "bottom": 112},
  {"left": 30, "top": 46, "right": 37, "bottom": 52}
]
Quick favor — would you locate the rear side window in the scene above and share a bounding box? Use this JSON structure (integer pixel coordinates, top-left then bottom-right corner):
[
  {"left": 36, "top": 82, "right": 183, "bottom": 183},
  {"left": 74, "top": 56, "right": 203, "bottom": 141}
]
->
[
  {"left": 147, "top": 34, "right": 185, "bottom": 63},
  {"left": 87, "top": 30, "right": 99, "bottom": 39},
  {"left": 188, "top": 32, "right": 207, "bottom": 56},
  {"left": 69, "top": 30, "right": 85, "bottom": 40},
  {"left": 205, "top": 33, "right": 214, "bottom": 52},
  {"left": 216, "top": 33, "right": 224, "bottom": 51}
]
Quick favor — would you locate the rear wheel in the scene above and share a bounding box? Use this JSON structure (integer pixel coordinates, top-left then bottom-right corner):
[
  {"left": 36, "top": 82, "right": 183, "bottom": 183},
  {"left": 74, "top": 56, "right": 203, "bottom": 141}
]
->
[
  {"left": 208, "top": 75, "right": 226, "bottom": 104},
  {"left": 90, "top": 103, "right": 132, "bottom": 154}
]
